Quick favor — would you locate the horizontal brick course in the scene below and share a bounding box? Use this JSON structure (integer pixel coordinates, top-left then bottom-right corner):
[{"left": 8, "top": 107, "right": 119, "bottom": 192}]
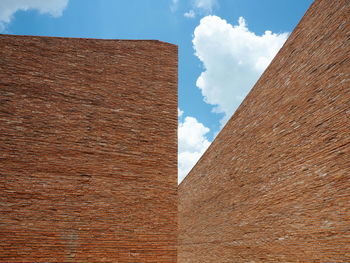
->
[
  {"left": 0, "top": 35, "right": 178, "bottom": 262},
  {"left": 179, "top": 0, "right": 350, "bottom": 262}
]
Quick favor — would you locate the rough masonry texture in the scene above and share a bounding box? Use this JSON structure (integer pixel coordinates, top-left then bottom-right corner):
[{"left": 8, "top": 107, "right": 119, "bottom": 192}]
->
[
  {"left": 0, "top": 35, "right": 177, "bottom": 262},
  {"left": 179, "top": 0, "right": 349, "bottom": 262}
]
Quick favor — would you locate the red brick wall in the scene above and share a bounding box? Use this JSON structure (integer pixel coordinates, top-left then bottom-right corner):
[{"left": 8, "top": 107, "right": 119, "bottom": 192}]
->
[
  {"left": 0, "top": 35, "right": 177, "bottom": 262},
  {"left": 179, "top": 0, "right": 350, "bottom": 262}
]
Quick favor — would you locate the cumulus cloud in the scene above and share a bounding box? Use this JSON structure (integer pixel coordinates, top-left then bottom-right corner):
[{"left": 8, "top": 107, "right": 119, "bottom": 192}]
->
[
  {"left": 193, "top": 16, "right": 288, "bottom": 124},
  {"left": 178, "top": 111, "right": 211, "bottom": 184},
  {"left": 0, "top": 0, "right": 68, "bottom": 31}
]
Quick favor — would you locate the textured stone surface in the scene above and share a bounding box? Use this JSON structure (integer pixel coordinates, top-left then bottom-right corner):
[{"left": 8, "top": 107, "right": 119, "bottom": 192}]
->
[
  {"left": 179, "top": 0, "right": 350, "bottom": 262},
  {"left": 0, "top": 35, "right": 177, "bottom": 262}
]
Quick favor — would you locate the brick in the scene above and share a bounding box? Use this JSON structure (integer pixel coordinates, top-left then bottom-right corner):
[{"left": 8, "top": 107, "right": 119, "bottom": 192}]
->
[
  {"left": 179, "top": 0, "right": 350, "bottom": 262},
  {"left": 0, "top": 35, "right": 178, "bottom": 262}
]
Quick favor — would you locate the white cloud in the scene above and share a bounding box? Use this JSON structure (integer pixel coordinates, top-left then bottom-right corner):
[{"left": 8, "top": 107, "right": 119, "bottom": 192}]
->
[
  {"left": 184, "top": 10, "right": 196, "bottom": 18},
  {"left": 0, "top": 0, "right": 68, "bottom": 30},
  {"left": 193, "top": 16, "right": 288, "bottom": 125},
  {"left": 194, "top": 0, "right": 217, "bottom": 12},
  {"left": 184, "top": 0, "right": 216, "bottom": 19},
  {"left": 178, "top": 112, "right": 211, "bottom": 184},
  {"left": 178, "top": 108, "right": 184, "bottom": 117}
]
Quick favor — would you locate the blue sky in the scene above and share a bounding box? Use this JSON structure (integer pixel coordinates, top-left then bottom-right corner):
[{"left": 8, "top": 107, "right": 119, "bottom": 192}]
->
[{"left": 0, "top": 0, "right": 313, "bottom": 183}]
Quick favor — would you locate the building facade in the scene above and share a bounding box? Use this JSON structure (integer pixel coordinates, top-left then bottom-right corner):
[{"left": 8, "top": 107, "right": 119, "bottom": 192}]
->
[
  {"left": 0, "top": 35, "right": 178, "bottom": 262},
  {"left": 179, "top": 0, "right": 350, "bottom": 261}
]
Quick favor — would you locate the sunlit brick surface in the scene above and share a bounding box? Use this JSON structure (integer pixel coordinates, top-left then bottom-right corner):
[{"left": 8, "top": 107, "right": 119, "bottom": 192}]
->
[
  {"left": 179, "top": 0, "right": 349, "bottom": 262},
  {"left": 0, "top": 35, "right": 177, "bottom": 262}
]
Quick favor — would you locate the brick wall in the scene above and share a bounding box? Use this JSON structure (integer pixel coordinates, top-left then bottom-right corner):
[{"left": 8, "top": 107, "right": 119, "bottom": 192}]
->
[
  {"left": 179, "top": 0, "right": 350, "bottom": 262},
  {"left": 0, "top": 35, "right": 177, "bottom": 262}
]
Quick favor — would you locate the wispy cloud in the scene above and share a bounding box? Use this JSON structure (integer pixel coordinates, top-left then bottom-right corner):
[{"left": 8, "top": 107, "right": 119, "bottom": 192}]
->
[
  {"left": 193, "top": 0, "right": 217, "bottom": 12},
  {"left": 0, "top": 0, "right": 69, "bottom": 31},
  {"left": 184, "top": 10, "right": 196, "bottom": 18},
  {"left": 193, "top": 16, "right": 288, "bottom": 125},
  {"left": 170, "top": 0, "right": 179, "bottom": 12},
  {"left": 184, "top": 0, "right": 217, "bottom": 18}
]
